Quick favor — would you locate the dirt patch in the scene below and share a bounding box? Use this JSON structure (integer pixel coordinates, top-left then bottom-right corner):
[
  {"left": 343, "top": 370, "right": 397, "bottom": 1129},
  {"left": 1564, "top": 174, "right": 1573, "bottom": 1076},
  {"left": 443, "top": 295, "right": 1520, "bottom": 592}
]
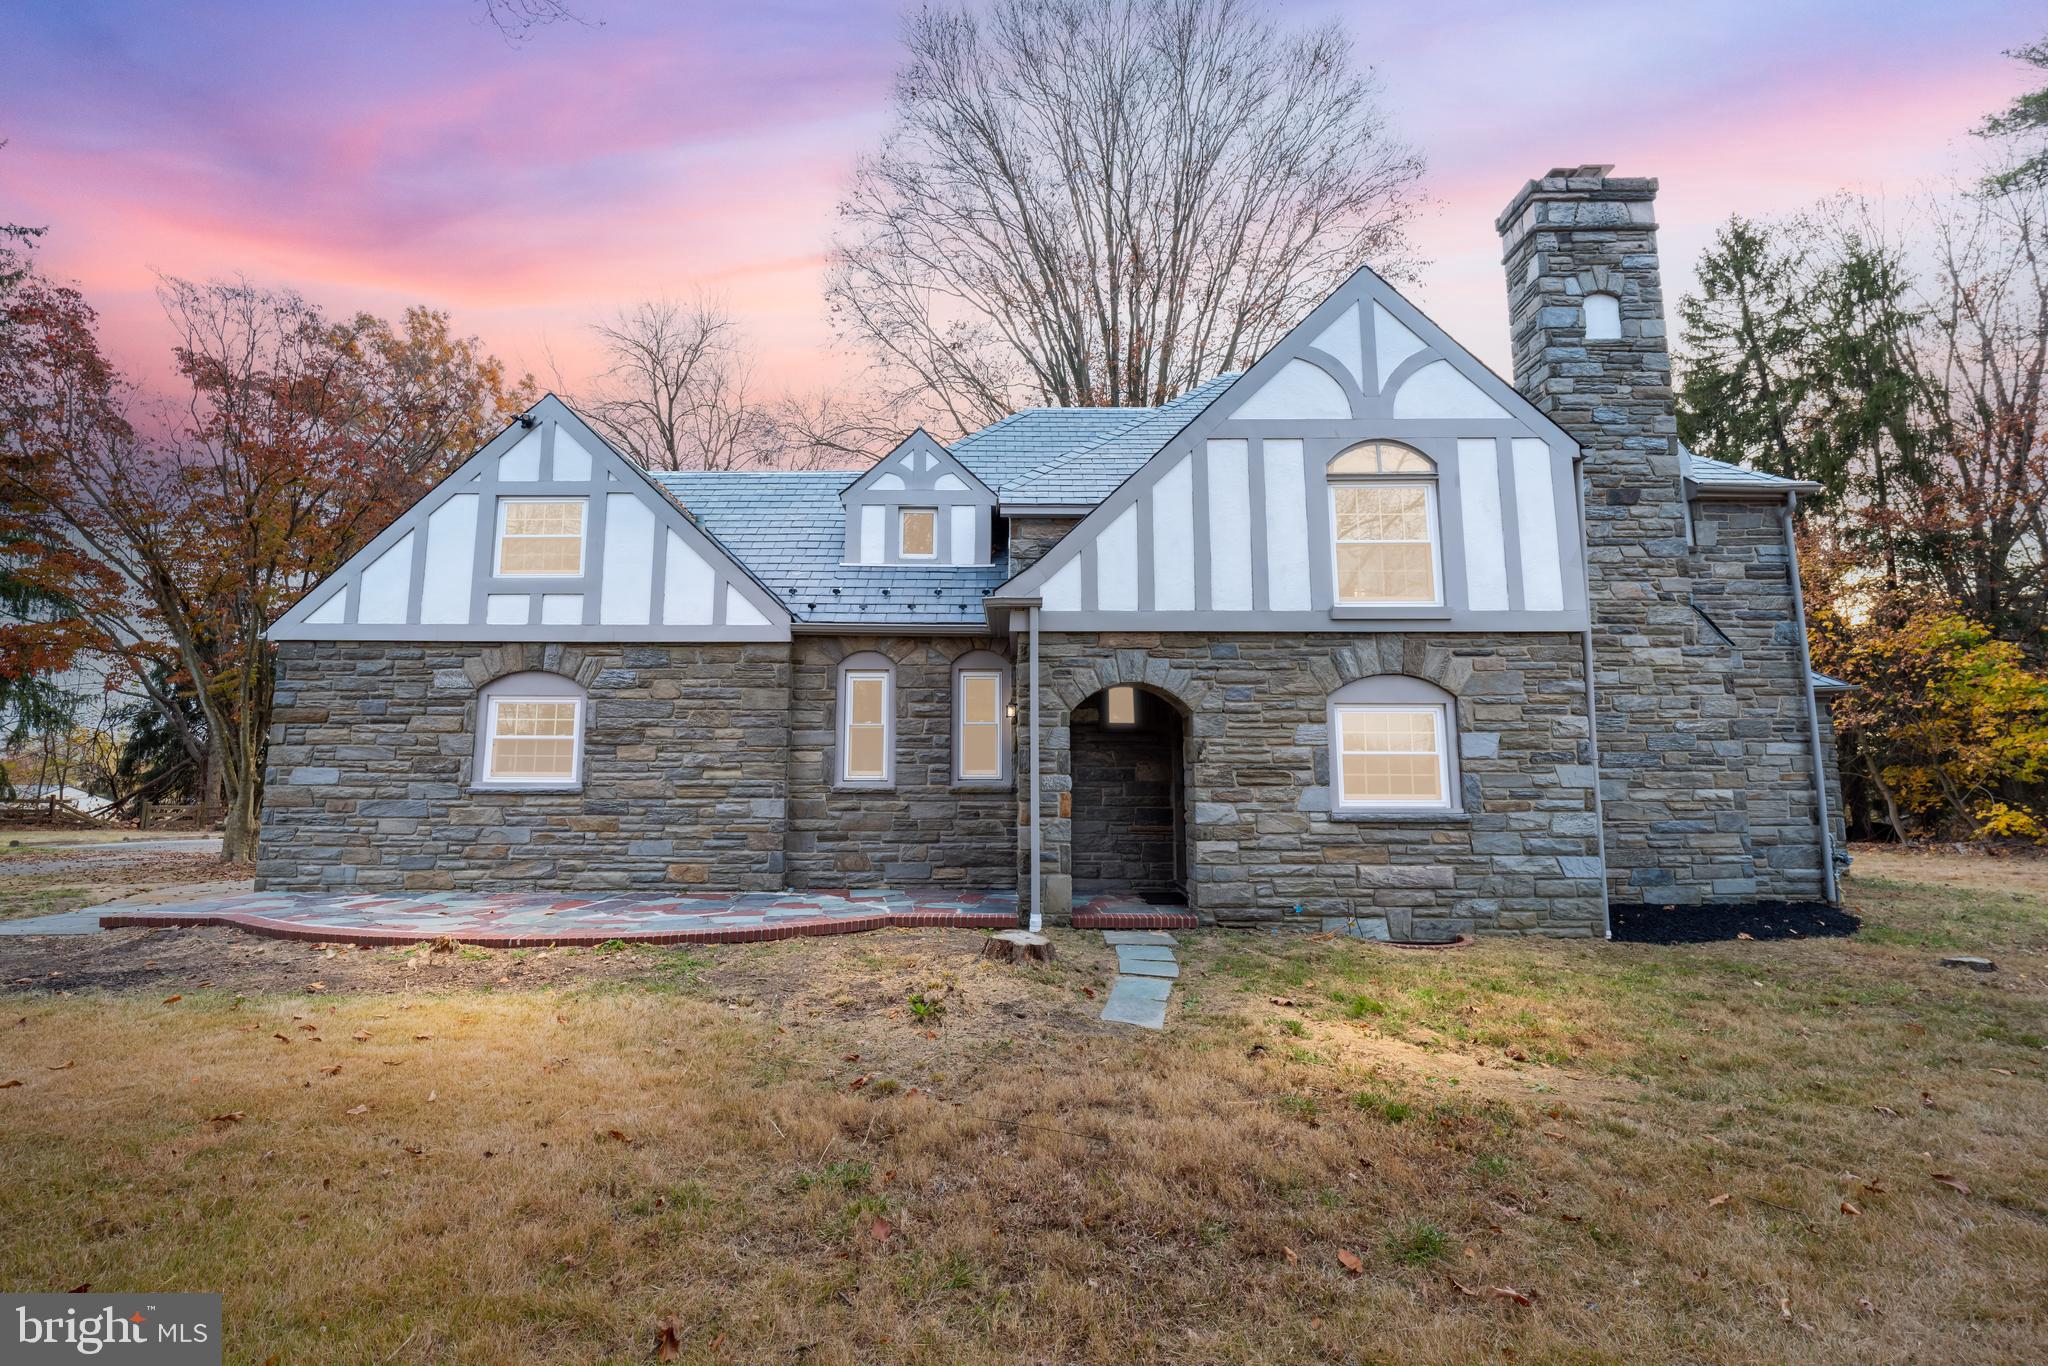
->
[
  {"left": 1609, "top": 899, "right": 1862, "bottom": 944},
  {"left": 0, "top": 842, "right": 251, "bottom": 923}
]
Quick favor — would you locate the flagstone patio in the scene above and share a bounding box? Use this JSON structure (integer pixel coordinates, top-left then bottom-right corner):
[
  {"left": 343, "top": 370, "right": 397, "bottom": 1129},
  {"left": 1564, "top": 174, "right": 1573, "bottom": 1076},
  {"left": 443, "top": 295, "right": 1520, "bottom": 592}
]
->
[{"left": 92, "top": 887, "right": 1022, "bottom": 948}]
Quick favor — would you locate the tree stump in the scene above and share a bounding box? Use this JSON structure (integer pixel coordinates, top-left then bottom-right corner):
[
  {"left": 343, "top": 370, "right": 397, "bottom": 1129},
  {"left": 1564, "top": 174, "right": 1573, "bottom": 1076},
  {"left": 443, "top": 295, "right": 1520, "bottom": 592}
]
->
[{"left": 981, "top": 930, "right": 1054, "bottom": 965}]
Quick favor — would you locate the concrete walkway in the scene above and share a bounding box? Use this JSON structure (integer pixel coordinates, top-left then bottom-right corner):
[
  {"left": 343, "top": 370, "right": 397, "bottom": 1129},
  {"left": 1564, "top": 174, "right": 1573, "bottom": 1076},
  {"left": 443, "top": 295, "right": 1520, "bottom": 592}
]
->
[
  {"left": 12, "top": 886, "right": 1018, "bottom": 947},
  {"left": 1099, "top": 929, "right": 1180, "bottom": 1030}
]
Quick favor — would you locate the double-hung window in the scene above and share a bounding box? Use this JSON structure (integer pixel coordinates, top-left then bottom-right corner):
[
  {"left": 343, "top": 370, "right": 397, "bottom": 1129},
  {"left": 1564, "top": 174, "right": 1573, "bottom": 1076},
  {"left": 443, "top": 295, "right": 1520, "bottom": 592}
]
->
[
  {"left": 841, "top": 668, "right": 893, "bottom": 784},
  {"left": 475, "top": 672, "right": 588, "bottom": 788},
  {"left": 496, "top": 498, "right": 586, "bottom": 576},
  {"left": 957, "top": 670, "right": 1003, "bottom": 781},
  {"left": 1332, "top": 703, "right": 1451, "bottom": 810},
  {"left": 1328, "top": 442, "right": 1439, "bottom": 606}
]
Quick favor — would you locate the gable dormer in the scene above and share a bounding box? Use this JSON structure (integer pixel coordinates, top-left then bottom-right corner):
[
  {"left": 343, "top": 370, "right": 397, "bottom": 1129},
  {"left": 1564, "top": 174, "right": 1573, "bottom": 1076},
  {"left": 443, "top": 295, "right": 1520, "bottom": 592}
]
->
[
  {"left": 271, "top": 395, "right": 789, "bottom": 643},
  {"left": 841, "top": 430, "right": 997, "bottom": 567},
  {"left": 995, "top": 265, "right": 1588, "bottom": 630}
]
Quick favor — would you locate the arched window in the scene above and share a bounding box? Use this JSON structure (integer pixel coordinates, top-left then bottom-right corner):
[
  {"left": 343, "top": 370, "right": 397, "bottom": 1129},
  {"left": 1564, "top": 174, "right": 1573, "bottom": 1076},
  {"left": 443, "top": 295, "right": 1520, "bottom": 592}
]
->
[
  {"left": 474, "top": 671, "right": 587, "bottom": 788},
  {"left": 836, "top": 652, "right": 896, "bottom": 787},
  {"left": 951, "top": 650, "right": 1013, "bottom": 784},
  {"left": 1327, "top": 441, "right": 1441, "bottom": 607},
  {"left": 1583, "top": 292, "right": 1621, "bottom": 341},
  {"left": 1327, "top": 676, "right": 1460, "bottom": 813}
]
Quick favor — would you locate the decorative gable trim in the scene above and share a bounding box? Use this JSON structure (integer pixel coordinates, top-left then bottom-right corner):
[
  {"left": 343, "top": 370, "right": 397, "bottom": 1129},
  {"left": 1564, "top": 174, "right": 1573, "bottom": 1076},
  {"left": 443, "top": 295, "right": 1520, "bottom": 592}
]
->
[
  {"left": 272, "top": 395, "right": 790, "bottom": 642},
  {"left": 994, "top": 265, "right": 1587, "bottom": 633},
  {"left": 841, "top": 429, "right": 997, "bottom": 566}
]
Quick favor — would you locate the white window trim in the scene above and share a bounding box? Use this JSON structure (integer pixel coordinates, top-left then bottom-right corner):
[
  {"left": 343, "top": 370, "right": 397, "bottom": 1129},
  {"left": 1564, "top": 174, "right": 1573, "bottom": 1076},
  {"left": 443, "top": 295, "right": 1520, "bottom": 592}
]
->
[
  {"left": 478, "top": 693, "right": 585, "bottom": 788},
  {"left": 955, "top": 668, "right": 1007, "bottom": 783},
  {"left": 494, "top": 497, "right": 587, "bottom": 578},
  {"left": 1332, "top": 702, "right": 1453, "bottom": 811},
  {"left": 1327, "top": 479, "right": 1444, "bottom": 609},
  {"left": 839, "top": 668, "right": 895, "bottom": 786},
  {"left": 898, "top": 507, "right": 938, "bottom": 560}
]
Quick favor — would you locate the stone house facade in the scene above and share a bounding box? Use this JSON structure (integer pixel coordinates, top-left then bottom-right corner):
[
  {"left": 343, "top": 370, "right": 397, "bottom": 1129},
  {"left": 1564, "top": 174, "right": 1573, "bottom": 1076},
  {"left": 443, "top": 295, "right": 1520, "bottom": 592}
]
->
[{"left": 261, "top": 167, "right": 1847, "bottom": 936}]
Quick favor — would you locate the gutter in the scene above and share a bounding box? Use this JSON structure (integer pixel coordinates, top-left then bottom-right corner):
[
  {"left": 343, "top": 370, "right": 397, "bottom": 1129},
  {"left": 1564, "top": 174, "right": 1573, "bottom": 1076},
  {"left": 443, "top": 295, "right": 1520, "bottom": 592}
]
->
[
  {"left": 1028, "top": 605, "right": 1042, "bottom": 933},
  {"left": 1572, "top": 453, "right": 1612, "bottom": 940},
  {"left": 1780, "top": 492, "right": 1840, "bottom": 904}
]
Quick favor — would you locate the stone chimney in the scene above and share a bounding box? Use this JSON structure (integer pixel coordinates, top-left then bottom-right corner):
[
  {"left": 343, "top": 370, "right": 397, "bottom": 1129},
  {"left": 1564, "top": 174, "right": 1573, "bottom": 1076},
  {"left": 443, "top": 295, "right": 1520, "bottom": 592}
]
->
[{"left": 1497, "top": 166, "right": 1737, "bottom": 907}]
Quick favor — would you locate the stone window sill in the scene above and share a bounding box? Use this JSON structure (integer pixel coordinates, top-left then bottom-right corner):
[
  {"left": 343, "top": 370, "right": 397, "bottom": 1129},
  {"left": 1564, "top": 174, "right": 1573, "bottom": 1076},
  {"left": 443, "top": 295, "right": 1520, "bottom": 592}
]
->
[
  {"left": 833, "top": 781, "right": 896, "bottom": 793},
  {"left": 466, "top": 783, "right": 584, "bottom": 796},
  {"left": 1327, "top": 809, "right": 1471, "bottom": 825}
]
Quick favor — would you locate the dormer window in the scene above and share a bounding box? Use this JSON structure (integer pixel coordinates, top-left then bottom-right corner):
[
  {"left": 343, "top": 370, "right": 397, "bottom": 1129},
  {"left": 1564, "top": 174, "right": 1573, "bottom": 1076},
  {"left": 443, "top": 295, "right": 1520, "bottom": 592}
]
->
[
  {"left": 1327, "top": 442, "right": 1440, "bottom": 607},
  {"left": 899, "top": 508, "right": 937, "bottom": 558},
  {"left": 1583, "top": 292, "right": 1621, "bottom": 341},
  {"left": 495, "top": 498, "right": 586, "bottom": 576}
]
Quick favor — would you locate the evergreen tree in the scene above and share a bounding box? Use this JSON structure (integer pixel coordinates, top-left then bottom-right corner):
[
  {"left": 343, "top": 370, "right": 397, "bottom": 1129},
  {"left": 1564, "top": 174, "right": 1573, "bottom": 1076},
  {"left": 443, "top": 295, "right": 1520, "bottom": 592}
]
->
[{"left": 1976, "top": 36, "right": 2048, "bottom": 191}]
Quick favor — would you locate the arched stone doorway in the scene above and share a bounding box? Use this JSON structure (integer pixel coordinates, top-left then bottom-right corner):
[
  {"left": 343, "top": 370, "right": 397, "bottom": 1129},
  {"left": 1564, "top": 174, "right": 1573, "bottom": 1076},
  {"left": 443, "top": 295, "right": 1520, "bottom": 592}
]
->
[{"left": 1069, "top": 683, "right": 1189, "bottom": 903}]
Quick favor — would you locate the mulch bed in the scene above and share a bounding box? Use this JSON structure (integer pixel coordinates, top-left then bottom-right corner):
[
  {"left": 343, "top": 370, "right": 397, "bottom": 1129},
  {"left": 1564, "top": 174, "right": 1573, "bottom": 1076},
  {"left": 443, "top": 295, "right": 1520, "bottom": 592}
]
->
[{"left": 1609, "top": 900, "right": 1862, "bottom": 945}]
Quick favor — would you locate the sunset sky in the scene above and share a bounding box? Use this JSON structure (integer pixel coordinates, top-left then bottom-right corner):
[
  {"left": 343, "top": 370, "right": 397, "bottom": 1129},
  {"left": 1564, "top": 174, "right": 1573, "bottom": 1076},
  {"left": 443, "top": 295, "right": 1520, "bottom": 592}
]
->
[{"left": 7, "top": 0, "right": 2041, "bottom": 414}]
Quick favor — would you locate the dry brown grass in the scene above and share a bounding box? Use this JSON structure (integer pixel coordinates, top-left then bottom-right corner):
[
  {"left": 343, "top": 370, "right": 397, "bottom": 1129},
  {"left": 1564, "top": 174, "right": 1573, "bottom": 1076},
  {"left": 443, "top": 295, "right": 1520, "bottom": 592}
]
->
[{"left": 2, "top": 851, "right": 2044, "bottom": 1363}]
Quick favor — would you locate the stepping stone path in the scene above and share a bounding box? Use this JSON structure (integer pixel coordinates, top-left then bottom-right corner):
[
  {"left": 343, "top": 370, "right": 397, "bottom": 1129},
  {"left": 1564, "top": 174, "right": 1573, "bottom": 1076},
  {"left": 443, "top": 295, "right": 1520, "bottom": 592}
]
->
[{"left": 1099, "top": 929, "right": 1181, "bottom": 1030}]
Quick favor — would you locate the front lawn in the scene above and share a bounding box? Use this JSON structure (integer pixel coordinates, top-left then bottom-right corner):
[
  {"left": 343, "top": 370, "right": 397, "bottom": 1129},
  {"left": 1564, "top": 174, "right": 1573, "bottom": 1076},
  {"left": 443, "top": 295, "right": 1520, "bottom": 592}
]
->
[{"left": 3, "top": 849, "right": 2043, "bottom": 1362}]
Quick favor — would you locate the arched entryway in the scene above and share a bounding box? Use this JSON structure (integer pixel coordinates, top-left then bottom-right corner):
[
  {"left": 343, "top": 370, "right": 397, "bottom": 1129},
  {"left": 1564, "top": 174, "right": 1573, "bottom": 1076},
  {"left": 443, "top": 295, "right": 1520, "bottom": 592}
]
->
[{"left": 1070, "top": 683, "right": 1189, "bottom": 903}]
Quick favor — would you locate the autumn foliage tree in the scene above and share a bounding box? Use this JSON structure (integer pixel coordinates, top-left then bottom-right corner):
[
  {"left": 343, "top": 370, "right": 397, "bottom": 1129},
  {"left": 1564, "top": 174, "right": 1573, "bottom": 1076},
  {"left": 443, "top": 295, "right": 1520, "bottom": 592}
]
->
[{"left": 1, "top": 263, "right": 531, "bottom": 858}]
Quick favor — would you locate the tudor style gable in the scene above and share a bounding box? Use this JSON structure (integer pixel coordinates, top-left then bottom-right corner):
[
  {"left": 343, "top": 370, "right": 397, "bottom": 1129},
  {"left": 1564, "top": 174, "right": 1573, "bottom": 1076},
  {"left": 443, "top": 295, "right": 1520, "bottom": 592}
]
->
[
  {"left": 271, "top": 395, "right": 789, "bottom": 643},
  {"left": 996, "top": 266, "right": 1589, "bottom": 631},
  {"left": 841, "top": 429, "right": 997, "bottom": 567}
]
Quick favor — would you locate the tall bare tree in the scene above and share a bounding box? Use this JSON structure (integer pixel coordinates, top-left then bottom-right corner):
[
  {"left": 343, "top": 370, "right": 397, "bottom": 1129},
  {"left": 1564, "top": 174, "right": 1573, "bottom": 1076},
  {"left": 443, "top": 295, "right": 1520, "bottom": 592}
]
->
[{"left": 826, "top": 0, "right": 1425, "bottom": 434}]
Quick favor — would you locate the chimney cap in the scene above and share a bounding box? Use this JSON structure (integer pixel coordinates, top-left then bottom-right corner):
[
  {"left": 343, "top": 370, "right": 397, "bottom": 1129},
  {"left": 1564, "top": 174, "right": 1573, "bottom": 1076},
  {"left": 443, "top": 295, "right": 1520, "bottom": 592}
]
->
[{"left": 1545, "top": 163, "right": 1615, "bottom": 181}]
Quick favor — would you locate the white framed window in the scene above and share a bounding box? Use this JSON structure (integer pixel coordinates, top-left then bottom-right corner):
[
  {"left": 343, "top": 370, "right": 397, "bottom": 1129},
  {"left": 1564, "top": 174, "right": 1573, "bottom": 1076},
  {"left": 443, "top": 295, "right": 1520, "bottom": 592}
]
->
[
  {"left": 899, "top": 507, "right": 937, "bottom": 559},
  {"left": 1104, "top": 685, "right": 1138, "bottom": 728},
  {"left": 956, "top": 669, "right": 1004, "bottom": 782},
  {"left": 1583, "top": 292, "right": 1621, "bottom": 341},
  {"left": 475, "top": 672, "right": 587, "bottom": 788},
  {"left": 495, "top": 498, "right": 586, "bottom": 577},
  {"left": 1327, "top": 442, "right": 1440, "bottom": 607},
  {"left": 1333, "top": 704, "right": 1450, "bottom": 810},
  {"left": 839, "top": 656, "right": 895, "bottom": 785}
]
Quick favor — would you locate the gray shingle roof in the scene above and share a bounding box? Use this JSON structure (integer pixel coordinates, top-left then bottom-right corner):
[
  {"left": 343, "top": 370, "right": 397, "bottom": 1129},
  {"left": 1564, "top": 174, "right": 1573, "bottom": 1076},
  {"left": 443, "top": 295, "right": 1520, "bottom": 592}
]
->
[
  {"left": 1002, "top": 374, "right": 1239, "bottom": 505},
  {"left": 653, "top": 471, "right": 1009, "bottom": 627},
  {"left": 1681, "top": 445, "right": 1818, "bottom": 493},
  {"left": 949, "top": 407, "right": 1156, "bottom": 491}
]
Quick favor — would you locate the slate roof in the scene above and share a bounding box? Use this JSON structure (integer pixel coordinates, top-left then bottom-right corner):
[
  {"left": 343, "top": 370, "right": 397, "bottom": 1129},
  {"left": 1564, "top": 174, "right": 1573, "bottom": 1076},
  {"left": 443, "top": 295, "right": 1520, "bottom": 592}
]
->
[
  {"left": 949, "top": 407, "right": 1156, "bottom": 491},
  {"left": 1002, "top": 374, "right": 1240, "bottom": 505},
  {"left": 653, "top": 470, "right": 1010, "bottom": 627},
  {"left": 1681, "top": 445, "right": 1819, "bottom": 493}
]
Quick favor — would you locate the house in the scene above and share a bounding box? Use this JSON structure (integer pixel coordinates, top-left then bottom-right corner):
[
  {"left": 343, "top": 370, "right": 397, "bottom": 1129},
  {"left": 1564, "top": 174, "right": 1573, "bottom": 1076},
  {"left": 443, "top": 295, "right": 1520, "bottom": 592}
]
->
[{"left": 260, "top": 166, "right": 1847, "bottom": 937}]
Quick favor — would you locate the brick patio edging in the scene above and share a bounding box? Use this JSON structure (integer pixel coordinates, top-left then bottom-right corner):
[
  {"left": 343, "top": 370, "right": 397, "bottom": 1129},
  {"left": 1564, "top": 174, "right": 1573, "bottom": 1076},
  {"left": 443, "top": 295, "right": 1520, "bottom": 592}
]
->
[
  {"left": 1070, "top": 909, "right": 1200, "bottom": 931},
  {"left": 97, "top": 907, "right": 1018, "bottom": 949}
]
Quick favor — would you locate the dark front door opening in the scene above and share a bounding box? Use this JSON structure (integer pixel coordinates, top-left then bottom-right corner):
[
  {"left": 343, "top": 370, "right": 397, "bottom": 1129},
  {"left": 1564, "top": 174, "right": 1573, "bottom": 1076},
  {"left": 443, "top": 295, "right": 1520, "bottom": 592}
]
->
[{"left": 1071, "top": 685, "right": 1187, "bottom": 902}]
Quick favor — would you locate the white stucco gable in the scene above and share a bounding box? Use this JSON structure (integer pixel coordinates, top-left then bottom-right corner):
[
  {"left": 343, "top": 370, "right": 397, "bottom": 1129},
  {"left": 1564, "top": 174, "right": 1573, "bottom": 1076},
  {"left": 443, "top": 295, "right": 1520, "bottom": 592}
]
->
[
  {"left": 996, "top": 264, "right": 1588, "bottom": 632},
  {"left": 840, "top": 429, "right": 997, "bottom": 566},
  {"left": 272, "top": 395, "right": 790, "bottom": 643}
]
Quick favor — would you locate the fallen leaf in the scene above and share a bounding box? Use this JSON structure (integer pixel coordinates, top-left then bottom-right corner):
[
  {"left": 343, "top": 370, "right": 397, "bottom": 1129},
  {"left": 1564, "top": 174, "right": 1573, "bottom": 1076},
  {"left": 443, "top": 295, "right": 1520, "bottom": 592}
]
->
[
  {"left": 0, "top": 1079, "right": 19, "bottom": 1089},
  {"left": 306, "top": 983, "right": 326, "bottom": 993},
  {"left": 842, "top": 1054, "right": 860, "bottom": 1062},
  {"left": 206, "top": 1112, "right": 246, "bottom": 1127},
  {"left": 1706, "top": 1193, "right": 1732, "bottom": 1208},
  {"left": 350, "top": 1031, "right": 371, "bottom": 1042},
  {"left": 605, "top": 1129, "right": 634, "bottom": 1145},
  {"left": 1337, "top": 1248, "right": 1363, "bottom": 1276},
  {"left": 869, "top": 1214, "right": 893, "bottom": 1242},
  {"left": 413, "top": 1034, "right": 432, "bottom": 1041},
  {"left": 1492, "top": 1287, "right": 1533, "bottom": 1307},
  {"left": 1871, "top": 1105, "right": 1900, "bottom": 1118},
  {"left": 69, "top": 1283, "right": 89, "bottom": 1294},
  {"left": 272, "top": 1033, "right": 290, "bottom": 1044},
  {"left": 1839, "top": 1200, "right": 1861, "bottom": 1217},
  {"left": 1931, "top": 1174, "right": 1970, "bottom": 1195},
  {"left": 1447, "top": 1277, "right": 1482, "bottom": 1298},
  {"left": 848, "top": 1074, "right": 871, "bottom": 1090},
  {"left": 1736, "top": 932, "right": 1754, "bottom": 941},
  {"left": 47, "top": 1060, "right": 74, "bottom": 1070},
  {"left": 1282, "top": 1247, "right": 1298, "bottom": 1265},
  {"left": 1858, "top": 1297, "right": 1880, "bottom": 1317},
  {"left": 345, "top": 1104, "right": 369, "bottom": 1116},
  {"left": 161, "top": 994, "right": 183, "bottom": 1004},
  {"left": 655, "top": 1316, "right": 682, "bottom": 1362},
  {"left": 1863, "top": 1179, "right": 1888, "bottom": 1194}
]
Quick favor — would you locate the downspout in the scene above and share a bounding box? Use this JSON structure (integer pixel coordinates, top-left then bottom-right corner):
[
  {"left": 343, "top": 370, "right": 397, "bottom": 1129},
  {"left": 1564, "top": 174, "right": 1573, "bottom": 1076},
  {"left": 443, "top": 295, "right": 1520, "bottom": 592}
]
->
[
  {"left": 1780, "top": 492, "right": 1839, "bottom": 904},
  {"left": 1572, "top": 456, "right": 1613, "bottom": 940},
  {"left": 1028, "top": 606, "right": 1042, "bottom": 933}
]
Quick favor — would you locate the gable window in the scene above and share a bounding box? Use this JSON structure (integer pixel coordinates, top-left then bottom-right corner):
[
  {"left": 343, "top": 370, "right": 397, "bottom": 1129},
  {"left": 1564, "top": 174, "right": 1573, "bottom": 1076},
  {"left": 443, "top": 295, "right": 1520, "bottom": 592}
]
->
[
  {"left": 1327, "top": 442, "right": 1440, "bottom": 607},
  {"left": 838, "top": 653, "right": 895, "bottom": 786},
  {"left": 1583, "top": 292, "right": 1621, "bottom": 341},
  {"left": 1326, "top": 676, "right": 1461, "bottom": 814},
  {"left": 899, "top": 508, "right": 937, "bottom": 559},
  {"left": 496, "top": 498, "right": 585, "bottom": 576},
  {"left": 952, "top": 652, "right": 1012, "bottom": 783},
  {"left": 475, "top": 672, "right": 586, "bottom": 788}
]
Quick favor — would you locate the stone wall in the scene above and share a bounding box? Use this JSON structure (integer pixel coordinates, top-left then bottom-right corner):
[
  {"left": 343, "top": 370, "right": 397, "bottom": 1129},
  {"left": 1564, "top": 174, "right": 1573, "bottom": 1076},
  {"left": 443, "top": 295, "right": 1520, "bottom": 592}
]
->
[
  {"left": 1004, "top": 516, "right": 1081, "bottom": 574},
  {"left": 786, "top": 635, "right": 1016, "bottom": 889},
  {"left": 1020, "top": 632, "right": 1603, "bottom": 936},
  {"left": 258, "top": 641, "right": 791, "bottom": 893},
  {"left": 1070, "top": 695, "right": 1183, "bottom": 894},
  {"left": 1498, "top": 166, "right": 1746, "bottom": 904}
]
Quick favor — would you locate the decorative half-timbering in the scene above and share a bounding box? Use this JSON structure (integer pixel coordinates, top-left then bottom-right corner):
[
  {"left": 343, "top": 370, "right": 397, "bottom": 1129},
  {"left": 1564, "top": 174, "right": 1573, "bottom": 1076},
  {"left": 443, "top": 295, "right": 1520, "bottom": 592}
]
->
[
  {"left": 270, "top": 395, "right": 790, "bottom": 643},
  {"left": 994, "top": 265, "right": 1589, "bottom": 632},
  {"left": 840, "top": 429, "right": 997, "bottom": 566}
]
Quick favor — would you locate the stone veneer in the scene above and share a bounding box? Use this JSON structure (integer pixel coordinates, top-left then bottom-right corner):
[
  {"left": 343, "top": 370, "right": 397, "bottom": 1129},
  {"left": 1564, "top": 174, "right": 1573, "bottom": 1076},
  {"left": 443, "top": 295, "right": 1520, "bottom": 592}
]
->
[
  {"left": 1018, "top": 632, "right": 1604, "bottom": 936},
  {"left": 786, "top": 635, "right": 1015, "bottom": 889},
  {"left": 259, "top": 641, "right": 791, "bottom": 893},
  {"left": 1004, "top": 516, "right": 1081, "bottom": 574},
  {"left": 1070, "top": 695, "right": 1184, "bottom": 895}
]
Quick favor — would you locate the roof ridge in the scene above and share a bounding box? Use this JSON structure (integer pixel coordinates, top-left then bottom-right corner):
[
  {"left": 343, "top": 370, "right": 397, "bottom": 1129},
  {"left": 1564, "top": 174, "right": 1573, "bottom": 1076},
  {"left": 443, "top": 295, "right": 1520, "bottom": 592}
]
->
[{"left": 1004, "top": 372, "right": 1238, "bottom": 495}]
